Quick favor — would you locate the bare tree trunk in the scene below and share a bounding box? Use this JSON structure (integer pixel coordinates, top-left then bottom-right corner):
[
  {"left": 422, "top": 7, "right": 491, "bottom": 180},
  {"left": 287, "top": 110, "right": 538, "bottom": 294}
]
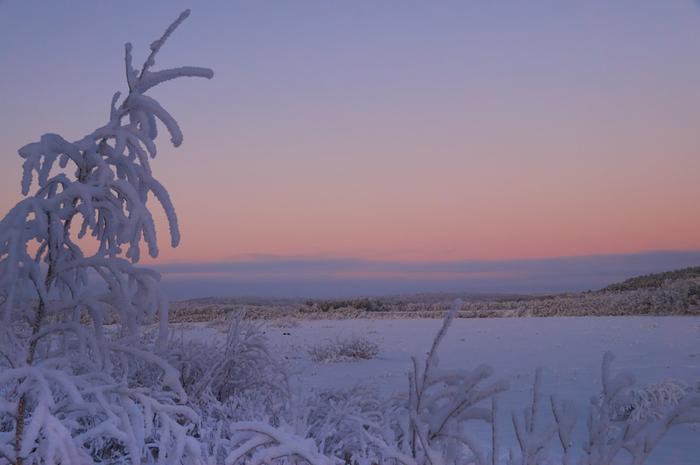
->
[
  {"left": 14, "top": 284, "right": 49, "bottom": 465},
  {"left": 13, "top": 207, "right": 69, "bottom": 465}
]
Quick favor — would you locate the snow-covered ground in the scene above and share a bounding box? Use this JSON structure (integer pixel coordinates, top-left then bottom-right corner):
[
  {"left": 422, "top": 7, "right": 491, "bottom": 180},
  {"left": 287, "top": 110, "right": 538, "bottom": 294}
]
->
[{"left": 179, "top": 316, "right": 700, "bottom": 464}]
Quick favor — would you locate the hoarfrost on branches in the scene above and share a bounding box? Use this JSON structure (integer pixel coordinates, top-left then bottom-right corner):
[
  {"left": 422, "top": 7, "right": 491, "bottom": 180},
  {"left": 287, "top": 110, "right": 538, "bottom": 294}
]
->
[
  {"left": 0, "top": 10, "right": 212, "bottom": 465},
  {"left": 2, "top": 8, "right": 699, "bottom": 465},
  {"left": 307, "top": 335, "right": 380, "bottom": 363}
]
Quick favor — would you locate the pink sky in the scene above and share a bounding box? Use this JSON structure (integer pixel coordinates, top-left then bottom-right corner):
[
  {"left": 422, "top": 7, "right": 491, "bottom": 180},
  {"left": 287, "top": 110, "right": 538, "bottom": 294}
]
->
[{"left": 1, "top": 1, "right": 700, "bottom": 269}]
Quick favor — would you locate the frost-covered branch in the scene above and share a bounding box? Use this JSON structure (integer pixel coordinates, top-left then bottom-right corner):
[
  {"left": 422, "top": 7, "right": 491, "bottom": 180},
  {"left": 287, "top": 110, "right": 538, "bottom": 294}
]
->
[
  {"left": 509, "top": 369, "right": 555, "bottom": 465},
  {"left": 0, "top": 9, "right": 212, "bottom": 465},
  {"left": 226, "top": 422, "right": 338, "bottom": 465},
  {"left": 405, "top": 300, "right": 508, "bottom": 465},
  {"left": 550, "top": 395, "right": 577, "bottom": 465}
]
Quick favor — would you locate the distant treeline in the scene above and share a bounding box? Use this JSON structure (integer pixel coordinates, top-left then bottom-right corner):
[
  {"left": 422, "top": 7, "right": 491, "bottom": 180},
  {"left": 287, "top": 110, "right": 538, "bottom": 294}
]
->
[
  {"left": 169, "top": 266, "right": 700, "bottom": 322},
  {"left": 601, "top": 266, "right": 700, "bottom": 292},
  {"left": 303, "top": 298, "right": 389, "bottom": 313}
]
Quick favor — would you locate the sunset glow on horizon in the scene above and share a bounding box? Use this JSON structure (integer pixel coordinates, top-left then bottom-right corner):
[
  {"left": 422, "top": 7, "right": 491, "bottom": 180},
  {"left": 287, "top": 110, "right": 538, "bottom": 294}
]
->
[{"left": 2, "top": 1, "right": 700, "bottom": 294}]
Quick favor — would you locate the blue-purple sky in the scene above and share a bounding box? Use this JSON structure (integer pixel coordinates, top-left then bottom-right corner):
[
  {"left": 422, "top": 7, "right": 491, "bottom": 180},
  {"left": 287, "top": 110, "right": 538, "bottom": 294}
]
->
[{"left": 1, "top": 1, "right": 700, "bottom": 298}]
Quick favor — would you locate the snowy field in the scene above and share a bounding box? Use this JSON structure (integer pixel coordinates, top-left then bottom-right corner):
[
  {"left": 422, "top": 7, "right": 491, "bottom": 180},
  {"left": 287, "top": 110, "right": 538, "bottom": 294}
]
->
[{"left": 179, "top": 316, "right": 700, "bottom": 465}]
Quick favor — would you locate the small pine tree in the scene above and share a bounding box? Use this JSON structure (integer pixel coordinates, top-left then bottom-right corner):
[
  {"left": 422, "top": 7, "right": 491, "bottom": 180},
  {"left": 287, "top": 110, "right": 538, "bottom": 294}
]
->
[{"left": 0, "top": 11, "right": 212, "bottom": 465}]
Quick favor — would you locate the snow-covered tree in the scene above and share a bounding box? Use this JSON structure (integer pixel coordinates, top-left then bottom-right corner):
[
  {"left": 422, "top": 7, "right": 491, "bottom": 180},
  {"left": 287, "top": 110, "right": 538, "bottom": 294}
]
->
[{"left": 0, "top": 10, "right": 212, "bottom": 465}]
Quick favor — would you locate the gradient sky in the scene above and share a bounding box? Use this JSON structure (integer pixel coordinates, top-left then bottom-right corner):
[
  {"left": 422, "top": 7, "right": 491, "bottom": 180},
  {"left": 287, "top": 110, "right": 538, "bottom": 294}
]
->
[{"left": 1, "top": 1, "right": 700, "bottom": 297}]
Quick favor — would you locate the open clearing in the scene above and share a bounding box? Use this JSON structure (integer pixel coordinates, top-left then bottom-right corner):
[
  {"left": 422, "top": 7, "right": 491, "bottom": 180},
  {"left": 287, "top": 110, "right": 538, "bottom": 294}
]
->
[{"left": 179, "top": 316, "right": 700, "bottom": 464}]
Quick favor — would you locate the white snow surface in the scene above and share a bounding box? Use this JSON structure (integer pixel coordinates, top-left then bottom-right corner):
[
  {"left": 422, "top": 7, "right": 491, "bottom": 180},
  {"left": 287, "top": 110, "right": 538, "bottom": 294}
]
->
[{"left": 179, "top": 316, "right": 700, "bottom": 465}]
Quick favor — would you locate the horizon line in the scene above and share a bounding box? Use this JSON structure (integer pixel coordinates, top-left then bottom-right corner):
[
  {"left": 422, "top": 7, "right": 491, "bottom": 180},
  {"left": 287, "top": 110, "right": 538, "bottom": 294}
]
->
[{"left": 152, "top": 249, "right": 700, "bottom": 300}]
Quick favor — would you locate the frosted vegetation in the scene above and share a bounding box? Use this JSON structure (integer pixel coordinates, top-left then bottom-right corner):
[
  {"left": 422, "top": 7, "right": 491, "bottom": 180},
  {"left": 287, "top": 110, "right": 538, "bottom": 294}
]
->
[
  {"left": 1, "top": 11, "right": 699, "bottom": 465},
  {"left": 307, "top": 336, "right": 380, "bottom": 363},
  {"left": 0, "top": 10, "right": 213, "bottom": 465}
]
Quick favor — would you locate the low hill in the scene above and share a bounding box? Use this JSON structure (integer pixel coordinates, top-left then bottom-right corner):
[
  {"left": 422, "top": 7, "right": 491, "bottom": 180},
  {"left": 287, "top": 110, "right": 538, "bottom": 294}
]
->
[{"left": 600, "top": 266, "right": 700, "bottom": 293}]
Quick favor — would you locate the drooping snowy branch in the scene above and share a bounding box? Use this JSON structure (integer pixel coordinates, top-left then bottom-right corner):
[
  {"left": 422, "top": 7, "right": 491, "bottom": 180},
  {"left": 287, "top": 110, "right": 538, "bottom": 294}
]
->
[
  {"left": 0, "top": 9, "right": 212, "bottom": 465},
  {"left": 225, "top": 422, "right": 338, "bottom": 465}
]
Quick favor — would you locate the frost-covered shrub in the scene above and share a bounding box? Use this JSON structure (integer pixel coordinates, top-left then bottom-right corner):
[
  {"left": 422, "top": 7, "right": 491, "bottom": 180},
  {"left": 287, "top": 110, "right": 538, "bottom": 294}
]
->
[
  {"left": 301, "top": 385, "right": 385, "bottom": 461},
  {"left": 0, "top": 11, "right": 212, "bottom": 465},
  {"left": 169, "top": 312, "right": 289, "bottom": 404},
  {"left": 223, "top": 386, "right": 390, "bottom": 465},
  {"left": 507, "top": 353, "right": 700, "bottom": 465},
  {"left": 308, "top": 336, "right": 379, "bottom": 362},
  {"left": 399, "top": 299, "right": 508, "bottom": 465},
  {"left": 577, "top": 353, "right": 700, "bottom": 465},
  {"left": 164, "top": 313, "right": 295, "bottom": 464},
  {"left": 220, "top": 385, "right": 388, "bottom": 465},
  {"left": 614, "top": 380, "right": 689, "bottom": 422}
]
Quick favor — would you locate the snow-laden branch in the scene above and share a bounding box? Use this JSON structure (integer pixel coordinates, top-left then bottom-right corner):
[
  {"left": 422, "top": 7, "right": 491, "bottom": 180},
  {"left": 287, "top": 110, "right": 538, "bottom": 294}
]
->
[
  {"left": 226, "top": 422, "right": 338, "bottom": 465},
  {"left": 0, "top": 10, "right": 212, "bottom": 465}
]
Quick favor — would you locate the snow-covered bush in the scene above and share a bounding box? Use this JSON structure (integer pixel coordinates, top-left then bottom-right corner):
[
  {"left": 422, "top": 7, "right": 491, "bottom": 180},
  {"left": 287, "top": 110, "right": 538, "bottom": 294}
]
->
[
  {"left": 300, "top": 385, "right": 386, "bottom": 461},
  {"left": 615, "top": 380, "right": 689, "bottom": 422},
  {"left": 308, "top": 336, "right": 379, "bottom": 363},
  {"left": 165, "top": 313, "right": 293, "bottom": 464},
  {"left": 578, "top": 353, "right": 700, "bottom": 465},
  {"left": 169, "top": 312, "right": 290, "bottom": 408},
  {"left": 0, "top": 11, "right": 212, "bottom": 465},
  {"left": 506, "top": 353, "right": 700, "bottom": 465},
  {"left": 401, "top": 299, "right": 508, "bottom": 465},
  {"left": 225, "top": 385, "right": 387, "bottom": 465}
]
